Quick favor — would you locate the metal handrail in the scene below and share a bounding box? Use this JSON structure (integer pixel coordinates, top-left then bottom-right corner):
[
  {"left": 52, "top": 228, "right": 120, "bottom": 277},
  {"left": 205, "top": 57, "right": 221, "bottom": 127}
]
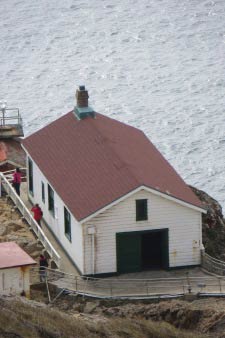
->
[
  {"left": 0, "top": 116, "right": 22, "bottom": 126},
  {"left": 0, "top": 172, "right": 61, "bottom": 267},
  {"left": 201, "top": 251, "right": 225, "bottom": 276},
  {"left": 0, "top": 107, "right": 22, "bottom": 127},
  {"left": 30, "top": 267, "right": 225, "bottom": 298},
  {"left": 204, "top": 252, "right": 225, "bottom": 265},
  {"left": 31, "top": 266, "right": 224, "bottom": 283}
]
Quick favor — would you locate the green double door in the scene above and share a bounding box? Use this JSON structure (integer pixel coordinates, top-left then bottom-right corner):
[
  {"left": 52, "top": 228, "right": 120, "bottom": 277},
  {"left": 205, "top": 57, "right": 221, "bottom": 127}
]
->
[{"left": 116, "top": 229, "right": 169, "bottom": 274}]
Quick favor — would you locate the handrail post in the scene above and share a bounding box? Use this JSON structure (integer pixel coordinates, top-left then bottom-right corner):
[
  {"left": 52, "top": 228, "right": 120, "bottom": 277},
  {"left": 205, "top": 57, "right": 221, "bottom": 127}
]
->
[
  {"left": 110, "top": 281, "right": 113, "bottom": 297},
  {"left": 182, "top": 279, "right": 185, "bottom": 294},
  {"left": 218, "top": 277, "right": 222, "bottom": 293},
  {"left": 75, "top": 276, "right": 78, "bottom": 291},
  {"left": 186, "top": 272, "right": 191, "bottom": 293}
]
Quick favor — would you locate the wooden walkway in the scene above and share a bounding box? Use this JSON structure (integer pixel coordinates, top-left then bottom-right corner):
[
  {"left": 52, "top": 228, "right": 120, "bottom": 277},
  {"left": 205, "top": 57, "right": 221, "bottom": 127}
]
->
[{"left": 30, "top": 267, "right": 225, "bottom": 299}]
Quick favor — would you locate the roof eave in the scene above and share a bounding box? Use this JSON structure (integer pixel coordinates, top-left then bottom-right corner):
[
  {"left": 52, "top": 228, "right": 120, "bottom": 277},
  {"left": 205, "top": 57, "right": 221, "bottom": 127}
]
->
[
  {"left": 80, "top": 185, "right": 206, "bottom": 224},
  {"left": 0, "top": 262, "right": 37, "bottom": 270}
]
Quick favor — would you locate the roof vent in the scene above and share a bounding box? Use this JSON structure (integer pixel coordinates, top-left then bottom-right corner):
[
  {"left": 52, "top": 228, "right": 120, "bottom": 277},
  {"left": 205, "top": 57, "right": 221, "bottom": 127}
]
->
[{"left": 74, "top": 86, "right": 95, "bottom": 120}]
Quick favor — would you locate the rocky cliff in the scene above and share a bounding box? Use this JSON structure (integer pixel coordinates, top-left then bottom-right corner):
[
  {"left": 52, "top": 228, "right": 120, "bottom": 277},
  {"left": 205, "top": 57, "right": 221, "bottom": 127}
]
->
[
  {"left": 0, "top": 197, "right": 43, "bottom": 261},
  {"left": 191, "top": 186, "right": 225, "bottom": 260}
]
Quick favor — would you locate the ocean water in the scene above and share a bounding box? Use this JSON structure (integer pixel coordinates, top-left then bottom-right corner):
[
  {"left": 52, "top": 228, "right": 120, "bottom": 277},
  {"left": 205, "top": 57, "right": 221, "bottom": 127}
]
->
[{"left": 0, "top": 0, "right": 225, "bottom": 207}]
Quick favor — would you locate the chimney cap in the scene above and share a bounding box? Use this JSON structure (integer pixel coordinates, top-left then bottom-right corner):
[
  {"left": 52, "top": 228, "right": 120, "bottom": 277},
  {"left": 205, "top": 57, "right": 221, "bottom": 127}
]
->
[
  {"left": 79, "top": 85, "right": 86, "bottom": 91},
  {"left": 74, "top": 86, "right": 95, "bottom": 120}
]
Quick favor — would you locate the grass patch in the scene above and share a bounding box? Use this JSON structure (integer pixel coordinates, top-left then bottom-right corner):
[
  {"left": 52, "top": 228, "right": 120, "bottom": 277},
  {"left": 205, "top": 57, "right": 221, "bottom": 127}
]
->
[{"left": 0, "top": 297, "right": 207, "bottom": 338}]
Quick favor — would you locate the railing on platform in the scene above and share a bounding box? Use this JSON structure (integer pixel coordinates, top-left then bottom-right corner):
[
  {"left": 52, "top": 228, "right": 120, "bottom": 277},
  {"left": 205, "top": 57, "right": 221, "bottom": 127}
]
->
[
  {"left": 30, "top": 267, "right": 225, "bottom": 298},
  {"left": 0, "top": 171, "right": 61, "bottom": 268},
  {"left": 202, "top": 251, "right": 225, "bottom": 276},
  {"left": 0, "top": 108, "right": 22, "bottom": 127}
]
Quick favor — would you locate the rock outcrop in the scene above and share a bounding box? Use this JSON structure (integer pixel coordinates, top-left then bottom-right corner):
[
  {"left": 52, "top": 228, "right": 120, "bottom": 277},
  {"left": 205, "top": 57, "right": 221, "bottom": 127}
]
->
[
  {"left": 190, "top": 186, "right": 225, "bottom": 259},
  {"left": 0, "top": 198, "right": 43, "bottom": 261}
]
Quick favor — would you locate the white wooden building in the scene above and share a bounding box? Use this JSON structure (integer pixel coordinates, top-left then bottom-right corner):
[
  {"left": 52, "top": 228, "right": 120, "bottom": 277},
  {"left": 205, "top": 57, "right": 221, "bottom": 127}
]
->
[
  {"left": 0, "top": 242, "right": 36, "bottom": 296},
  {"left": 22, "top": 86, "right": 206, "bottom": 276}
]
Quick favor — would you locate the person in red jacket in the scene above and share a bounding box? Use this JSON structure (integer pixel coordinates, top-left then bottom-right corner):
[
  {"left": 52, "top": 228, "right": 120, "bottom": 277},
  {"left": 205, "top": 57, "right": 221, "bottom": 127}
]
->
[
  {"left": 31, "top": 204, "right": 43, "bottom": 226},
  {"left": 12, "top": 168, "right": 22, "bottom": 196}
]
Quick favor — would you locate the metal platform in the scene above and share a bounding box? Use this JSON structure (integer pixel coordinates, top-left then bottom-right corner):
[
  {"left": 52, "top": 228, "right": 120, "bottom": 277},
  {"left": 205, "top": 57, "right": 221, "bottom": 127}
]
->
[{"left": 0, "top": 106, "right": 24, "bottom": 138}]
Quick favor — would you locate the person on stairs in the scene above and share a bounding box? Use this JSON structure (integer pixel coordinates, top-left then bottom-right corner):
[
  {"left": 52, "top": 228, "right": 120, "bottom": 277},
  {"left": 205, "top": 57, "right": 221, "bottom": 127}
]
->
[
  {"left": 12, "top": 168, "right": 22, "bottom": 196},
  {"left": 31, "top": 203, "right": 43, "bottom": 226}
]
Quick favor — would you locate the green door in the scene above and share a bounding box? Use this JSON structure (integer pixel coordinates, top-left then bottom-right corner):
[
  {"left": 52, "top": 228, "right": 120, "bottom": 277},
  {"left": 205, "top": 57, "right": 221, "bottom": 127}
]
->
[{"left": 116, "top": 233, "right": 141, "bottom": 273}]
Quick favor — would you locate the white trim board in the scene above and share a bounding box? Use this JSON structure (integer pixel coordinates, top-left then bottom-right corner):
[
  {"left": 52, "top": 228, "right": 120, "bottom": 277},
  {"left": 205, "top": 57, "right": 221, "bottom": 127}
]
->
[{"left": 80, "top": 185, "right": 207, "bottom": 224}]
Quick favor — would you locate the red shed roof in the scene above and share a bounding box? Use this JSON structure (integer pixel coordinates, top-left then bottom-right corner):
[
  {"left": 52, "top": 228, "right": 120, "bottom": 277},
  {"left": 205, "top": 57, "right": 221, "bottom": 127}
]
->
[
  {"left": 0, "top": 242, "right": 36, "bottom": 269},
  {"left": 22, "top": 112, "right": 203, "bottom": 221}
]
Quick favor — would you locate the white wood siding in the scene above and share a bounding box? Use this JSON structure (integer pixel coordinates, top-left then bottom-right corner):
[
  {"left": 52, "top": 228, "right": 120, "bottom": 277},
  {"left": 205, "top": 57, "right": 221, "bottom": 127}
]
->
[
  {"left": 0, "top": 267, "right": 30, "bottom": 296},
  {"left": 26, "top": 154, "right": 84, "bottom": 273},
  {"left": 83, "top": 190, "right": 202, "bottom": 274}
]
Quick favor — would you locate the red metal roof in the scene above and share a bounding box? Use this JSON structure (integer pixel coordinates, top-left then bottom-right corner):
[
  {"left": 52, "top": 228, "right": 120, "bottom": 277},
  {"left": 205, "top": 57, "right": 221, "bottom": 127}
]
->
[
  {"left": 22, "top": 112, "right": 203, "bottom": 221},
  {"left": 0, "top": 139, "right": 26, "bottom": 167},
  {"left": 0, "top": 242, "right": 36, "bottom": 269},
  {"left": 0, "top": 142, "right": 7, "bottom": 162}
]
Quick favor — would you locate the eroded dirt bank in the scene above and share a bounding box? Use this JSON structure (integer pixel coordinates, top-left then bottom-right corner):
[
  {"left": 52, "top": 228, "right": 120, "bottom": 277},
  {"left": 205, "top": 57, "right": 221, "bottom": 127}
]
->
[
  {"left": 1, "top": 182, "right": 225, "bottom": 337},
  {"left": 0, "top": 294, "right": 210, "bottom": 338},
  {"left": 0, "top": 196, "right": 43, "bottom": 261}
]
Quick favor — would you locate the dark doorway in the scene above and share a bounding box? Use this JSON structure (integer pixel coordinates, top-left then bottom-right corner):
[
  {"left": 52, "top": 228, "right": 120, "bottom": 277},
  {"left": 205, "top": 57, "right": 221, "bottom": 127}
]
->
[
  {"left": 141, "top": 230, "right": 169, "bottom": 269},
  {"left": 116, "top": 229, "right": 169, "bottom": 274},
  {"left": 141, "top": 232, "right": 162, "bottom": 269}
]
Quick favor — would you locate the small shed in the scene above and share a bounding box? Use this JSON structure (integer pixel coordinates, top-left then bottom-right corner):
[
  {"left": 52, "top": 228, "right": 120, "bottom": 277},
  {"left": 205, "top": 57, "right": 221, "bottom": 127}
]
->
[
  {"left": 0, "top": 242, "right": 36, "bottom": 297},
  {"left": 0, "top": 139, "right": 26, "bottom": 172}
]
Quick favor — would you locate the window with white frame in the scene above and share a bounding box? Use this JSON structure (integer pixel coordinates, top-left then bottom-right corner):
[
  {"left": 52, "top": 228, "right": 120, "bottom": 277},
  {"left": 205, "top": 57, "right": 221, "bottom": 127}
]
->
[
  {"left": 48, "top": 184, "right": 55, "bottom": 217},
  {"left": 28, "top": 158, "right": 33, "bottom": 194},
  {"left": 64, "top": 207, "right": 71, "bottom": 242},
  {"left": 41, "top": 181, "right": 45, "bottom": 203},
  {"left": 136, "top": 199, "right": 148, "bottom": 221}
]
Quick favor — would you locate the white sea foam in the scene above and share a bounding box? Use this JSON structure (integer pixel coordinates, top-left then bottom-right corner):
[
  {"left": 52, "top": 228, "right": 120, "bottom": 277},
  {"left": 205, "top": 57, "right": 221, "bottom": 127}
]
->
[{"left": 0, "top": 0, "right": 225, "bottom": 208}]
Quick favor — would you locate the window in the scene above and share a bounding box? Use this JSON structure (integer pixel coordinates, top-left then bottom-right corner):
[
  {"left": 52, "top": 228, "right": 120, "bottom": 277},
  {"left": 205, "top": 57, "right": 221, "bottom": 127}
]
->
[
  {"left": 41, "top": 182, "right": 45, "bottom": 203},
  {"left": 28, "top": 158, "right": 33, "bottom": 194},
  {"left": 64, "top": 207, "right": 71, "bottom": 242},
  {"left": 48, "top": 184, "right": 55, "bottom": 217},
  {"left": 136, "top": 199, "right": 148, "bottom": 221}
]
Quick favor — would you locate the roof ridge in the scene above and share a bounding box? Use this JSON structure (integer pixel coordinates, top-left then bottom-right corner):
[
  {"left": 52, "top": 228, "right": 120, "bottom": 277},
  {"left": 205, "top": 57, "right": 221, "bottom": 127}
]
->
[{"left": 22, "top": 111, "right": 203, "bottom": 220}]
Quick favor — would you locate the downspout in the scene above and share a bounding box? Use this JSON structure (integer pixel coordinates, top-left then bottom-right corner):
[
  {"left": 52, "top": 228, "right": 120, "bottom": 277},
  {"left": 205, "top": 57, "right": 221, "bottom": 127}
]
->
[
  {"left": 87, "top": 226, "right": 96, "bottom": 275},
  {"left": 200, "top": 212, "right": 205, "bottom": 264},
  {"left": 91, "top": 234, "right": 95, "bottom": 275}
]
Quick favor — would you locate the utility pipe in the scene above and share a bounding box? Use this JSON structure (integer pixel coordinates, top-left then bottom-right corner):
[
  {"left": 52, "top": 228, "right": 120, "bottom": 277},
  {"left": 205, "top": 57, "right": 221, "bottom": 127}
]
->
[{"left": 91, "top": 233, "right": 95, "bottom": 275}]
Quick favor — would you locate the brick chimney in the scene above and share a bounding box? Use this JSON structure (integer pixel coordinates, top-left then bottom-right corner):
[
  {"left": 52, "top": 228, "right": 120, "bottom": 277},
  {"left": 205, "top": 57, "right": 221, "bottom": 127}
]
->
[
  {"left": 74, "top": 86, "right": 95, "bottom": 120},
  {"left": 76, "top": 85, "right": 89, "bottom": 108}
]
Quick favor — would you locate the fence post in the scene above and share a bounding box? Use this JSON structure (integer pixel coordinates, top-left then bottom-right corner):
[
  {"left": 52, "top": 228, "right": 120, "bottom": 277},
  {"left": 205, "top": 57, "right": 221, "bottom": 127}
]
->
[
  {"left": 218, "top": 277, "right": 222, "bottom": 293},
  {"left": 186, "top": 272, "right": 191, "bottom": 293},
  {"left": 201, "top": 247, "right": 205, "bottom": 266},
  {"left": 75, "top": 276, "right": 78, "bottom": 291},
  {"left": 45, "top": 277, "right": 51, "bottom": 303},
  {"left": 110, "top": 281, "right": 113, "bottom": 297}
]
